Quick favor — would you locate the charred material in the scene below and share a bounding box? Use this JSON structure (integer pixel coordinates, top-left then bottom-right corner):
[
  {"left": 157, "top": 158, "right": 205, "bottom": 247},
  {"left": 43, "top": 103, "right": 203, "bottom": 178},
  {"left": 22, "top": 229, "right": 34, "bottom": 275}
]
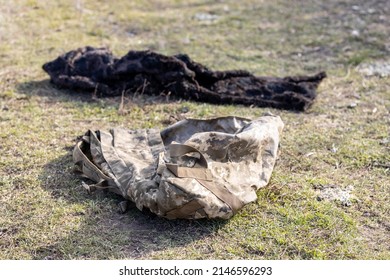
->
[{"left": 43, "top": 46, "right": 326, "bottom": 111}]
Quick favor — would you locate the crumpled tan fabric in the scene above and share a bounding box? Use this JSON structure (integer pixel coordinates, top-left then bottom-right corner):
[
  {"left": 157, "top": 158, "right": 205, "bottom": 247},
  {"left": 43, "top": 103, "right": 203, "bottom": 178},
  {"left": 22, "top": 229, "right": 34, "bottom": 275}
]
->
[{"left": 73, "top": 115, "right": 284, "bottom": 219}]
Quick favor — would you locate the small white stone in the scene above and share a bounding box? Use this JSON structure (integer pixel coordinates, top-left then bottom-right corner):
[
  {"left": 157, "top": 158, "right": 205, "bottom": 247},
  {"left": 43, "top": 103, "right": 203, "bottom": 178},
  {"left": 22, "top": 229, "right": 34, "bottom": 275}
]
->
[{"left": 351, "top": 30, "right": 360, "bottom": 37}]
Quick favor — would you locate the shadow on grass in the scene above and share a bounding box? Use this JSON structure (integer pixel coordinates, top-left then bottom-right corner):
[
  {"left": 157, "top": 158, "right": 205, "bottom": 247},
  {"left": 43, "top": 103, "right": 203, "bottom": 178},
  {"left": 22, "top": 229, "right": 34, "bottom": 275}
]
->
[
  {"left": 18, "top": 79, "right": 95, "bottom": 101},
  {"left": 37, "top": 150, "right": 227, "bottom": 260},
  {"left": 16, "top": 79, "right": 172, "bottom": 108}
]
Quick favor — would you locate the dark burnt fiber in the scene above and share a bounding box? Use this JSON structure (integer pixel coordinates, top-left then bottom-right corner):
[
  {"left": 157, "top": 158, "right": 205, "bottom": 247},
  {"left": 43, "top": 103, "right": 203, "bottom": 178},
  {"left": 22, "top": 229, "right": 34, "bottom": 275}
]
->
[{"left": 43, "top": 46, "right": 326, "bottom": 111}]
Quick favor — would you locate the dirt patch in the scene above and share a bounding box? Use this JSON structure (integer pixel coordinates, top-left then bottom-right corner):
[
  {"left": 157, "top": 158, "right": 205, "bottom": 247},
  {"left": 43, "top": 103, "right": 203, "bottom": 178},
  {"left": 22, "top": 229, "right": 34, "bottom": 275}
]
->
[{"left": 42, "top": 46, "right": 326, "bottom": 111}]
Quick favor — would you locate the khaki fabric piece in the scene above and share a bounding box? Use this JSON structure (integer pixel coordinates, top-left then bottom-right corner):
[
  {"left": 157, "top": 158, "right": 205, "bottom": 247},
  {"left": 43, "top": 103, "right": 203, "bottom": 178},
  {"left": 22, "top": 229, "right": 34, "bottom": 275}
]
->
[{"left": 73, "top": 115, "right": 284, "bottom": 219}]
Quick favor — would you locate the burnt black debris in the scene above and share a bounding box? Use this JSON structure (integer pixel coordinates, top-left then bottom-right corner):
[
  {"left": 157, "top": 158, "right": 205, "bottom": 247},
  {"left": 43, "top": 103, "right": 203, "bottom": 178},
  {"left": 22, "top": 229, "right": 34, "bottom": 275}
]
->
[{"left": 42, "top": 46, "right": 326, "bottom": 111}]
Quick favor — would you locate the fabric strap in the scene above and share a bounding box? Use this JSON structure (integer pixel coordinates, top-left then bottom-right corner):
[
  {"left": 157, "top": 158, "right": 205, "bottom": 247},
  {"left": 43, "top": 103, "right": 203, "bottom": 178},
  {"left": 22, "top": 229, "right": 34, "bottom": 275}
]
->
[
  {"left": 197, "top": 179, "right": 244, "bottom": 214},
  {"left": 73, "top": 140, "right": 112, "bottom": 183},
  {"left": 164, "top": 199, "right": 203, "bottom": 219},
  {"left": 166, "top": 143, "right": 213, "bottom": 181},
  {"left": 165, "top": 143, "right": 244, "bottom": 214}
]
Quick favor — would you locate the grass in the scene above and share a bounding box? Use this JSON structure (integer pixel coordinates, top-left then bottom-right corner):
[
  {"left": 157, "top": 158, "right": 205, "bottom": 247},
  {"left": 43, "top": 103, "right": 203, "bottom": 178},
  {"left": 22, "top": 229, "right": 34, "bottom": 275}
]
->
[{"left": 0, "top": 0, "right": 389, "bottom": 260}]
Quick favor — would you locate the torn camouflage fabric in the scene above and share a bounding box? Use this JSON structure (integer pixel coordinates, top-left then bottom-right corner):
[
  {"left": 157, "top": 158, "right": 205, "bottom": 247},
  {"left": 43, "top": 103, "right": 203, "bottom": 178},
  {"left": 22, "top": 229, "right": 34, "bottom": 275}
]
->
[{"left": 73, "top": 115, "right": 284, "bottom": 219}]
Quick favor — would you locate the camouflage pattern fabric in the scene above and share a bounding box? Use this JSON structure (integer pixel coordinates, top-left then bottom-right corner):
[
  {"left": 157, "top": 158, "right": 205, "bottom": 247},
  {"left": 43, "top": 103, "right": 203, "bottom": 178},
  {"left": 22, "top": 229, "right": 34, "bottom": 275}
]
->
[{"left": 73, "top": 115, "right": 284, "bottom": 219}]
